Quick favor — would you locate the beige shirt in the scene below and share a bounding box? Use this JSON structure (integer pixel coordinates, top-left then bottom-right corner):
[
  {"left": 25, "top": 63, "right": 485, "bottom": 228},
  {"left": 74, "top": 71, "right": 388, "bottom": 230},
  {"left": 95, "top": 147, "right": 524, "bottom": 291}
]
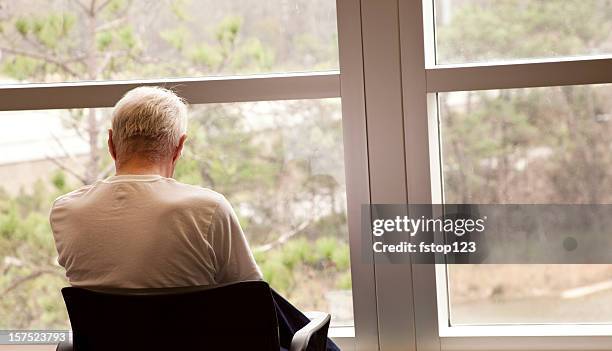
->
[{"left": 49, "top": 174, "right": 262, "bottom": 288}]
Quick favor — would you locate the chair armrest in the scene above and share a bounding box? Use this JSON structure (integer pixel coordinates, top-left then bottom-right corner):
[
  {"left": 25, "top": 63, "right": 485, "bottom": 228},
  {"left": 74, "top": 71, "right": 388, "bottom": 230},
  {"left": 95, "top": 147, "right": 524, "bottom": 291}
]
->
[
  {"left": 289, "top": 311, "right": 331, "bottom": 351},
  {"left": 56, "top": 341, "right": 73, "bottom": 351}
]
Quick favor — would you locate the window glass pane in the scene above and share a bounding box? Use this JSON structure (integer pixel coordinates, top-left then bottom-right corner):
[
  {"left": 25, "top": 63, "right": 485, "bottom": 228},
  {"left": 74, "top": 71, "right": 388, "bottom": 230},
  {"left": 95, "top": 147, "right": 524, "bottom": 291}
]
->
[
  {"left": 439, "top": 84, "right": 612, "bottom": 324},
  {"left": 435, "top": 0, "right": 612, "bottom": 65},
  {"left": 0, "top": 98, "right": 352, "bottom": 330},
  {"left": 0, "top": 0, "right": 338, "bottom": 84}
]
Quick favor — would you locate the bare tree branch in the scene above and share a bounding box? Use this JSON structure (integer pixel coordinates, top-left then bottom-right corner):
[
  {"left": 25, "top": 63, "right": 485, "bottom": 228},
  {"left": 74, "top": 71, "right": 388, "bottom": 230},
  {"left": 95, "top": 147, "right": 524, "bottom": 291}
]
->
[
  {"left": 45, "top": 156, "right": 88, "bottom": 185},
  {"left": 89, "top": 0, "right": 98, "bottom": 15},
  {"left": 1, "top": 256, "right": 24, "bottom": 276},
  {"left": 96, "top": 51, "right": 123, "bottom": 77},
  {"left": 96, "top": 0, "right": 114, "bottom": 13},
  {"left": 65, "top": 113, "right": 86, "bottom": 141},
  {"left": 254, "top": 220, "right": 311, "bottom": 253},
  {"left": 98, "top": 162, "right": 115, "bottom": 179},
  {"left": 50, "top": 132, "right": 81, "bottom": 165},
  {"left": 0, "top": 46, "right": 80, "bottom": 77},
  {"left": 2, "top": 268, "right": 64, "bottom": 296},
  {"left": 70, "top": 0, "right": 90, "bottom": 14},
  {"left": 65, "top": 53, "right": 89, "bottom": 64},
  {"left": 95, "top": 16, "right": 128, "bottom": 32}
]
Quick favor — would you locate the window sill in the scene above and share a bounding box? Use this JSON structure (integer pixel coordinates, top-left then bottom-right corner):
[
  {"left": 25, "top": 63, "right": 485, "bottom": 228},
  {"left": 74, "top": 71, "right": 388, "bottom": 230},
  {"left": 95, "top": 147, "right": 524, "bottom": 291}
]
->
[
  {"left": 329, "top": 326, "right": 355, "bottom": 351},
  {"left": 440, "top": 324, "right": 612, "bottom": 337},
  {"left": 440, "top": 325, "right": 612, "bottom": 351}
]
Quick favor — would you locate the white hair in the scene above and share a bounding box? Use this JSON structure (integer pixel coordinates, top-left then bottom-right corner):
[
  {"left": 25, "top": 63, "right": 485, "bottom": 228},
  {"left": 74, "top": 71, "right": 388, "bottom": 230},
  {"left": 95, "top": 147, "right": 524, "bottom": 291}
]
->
[{"left": 111, "top": 86, "right": 188, "bottom": 162}]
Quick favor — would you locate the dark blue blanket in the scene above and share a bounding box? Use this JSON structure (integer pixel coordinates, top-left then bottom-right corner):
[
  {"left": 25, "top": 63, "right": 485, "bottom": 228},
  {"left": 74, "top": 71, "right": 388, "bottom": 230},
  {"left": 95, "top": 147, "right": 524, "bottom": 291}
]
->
[{"left": 272, "top": 289, "right": 341, "bottom": 351}]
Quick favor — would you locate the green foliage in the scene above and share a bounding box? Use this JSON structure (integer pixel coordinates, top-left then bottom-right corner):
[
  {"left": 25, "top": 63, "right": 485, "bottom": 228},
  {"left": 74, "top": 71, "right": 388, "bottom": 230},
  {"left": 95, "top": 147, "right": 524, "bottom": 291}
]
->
[
  {"left": 0, "top": 176, "right": 69, "bottom": 329},
  {"left": 336, "top": 271, "right": 352, "bottom": 290},
  {"left": 169, "top": 0, "right": 192, "bottom": 21},
  {"left": 232, "top": 38, "right": 275, "bottom": 71},
  {"left": 96, "top": 31, "right": 114, "bottom": 51},
  {"left": 315, "top": 237, "right": 337, "bottom": 261},
  {"left": 117, "top": 26, "right": 138, "bottom": 50},
  {"left": 282, "top": 238, "right": 317, "bottom": 269},
  {"left": 331, "top": 244, "right": 350, "bottom": 271},
  {"left": 33, "top": 13, "right": 76, "bottom": 48},
  {"left": 104, "top": 0, "right": 129, "bottom": 15},
  {"left": 438, "top": 0, "right": 612, "bottom": 63},
  {"left": 174, "top": 158, "right": 204, "bottom": 185},
  {"left": 188, "top": 43, "right": 223, "bottom": 68},
  {"left": 0, "top": 203, "right": 19, "bottom": 240},
  {"left": 15, "top": 18, "right": 30, "bottom": 36},
  {"left": 161, "top": 27, "right": 190, "bottom": 52},
  {"left": 2, "top": 56, "right": 39, "bottom": 80},
  {"left": 259, "top": 251, "right": 293, "bottom": 292},
  {"left": 255, "top": 235, "right": 351, "bottom": 296},
  {"left": 216, "top": 15, "right": 242, "bottom": 48},
  {"left": 12, "top": 13, "right": 77, "bottom": 49}
]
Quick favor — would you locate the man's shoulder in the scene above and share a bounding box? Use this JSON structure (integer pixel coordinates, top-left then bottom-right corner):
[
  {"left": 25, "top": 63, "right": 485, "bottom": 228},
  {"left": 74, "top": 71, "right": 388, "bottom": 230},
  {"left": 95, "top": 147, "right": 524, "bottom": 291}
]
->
[
  {"left": 49, "top": 183, "right": 99, "bottom": 233},
  {"left": 170, "top": 181, "right": 230, "bottom": 211},
  {"left": 51, "top": 183, "right": 98, "bottom": 209}
]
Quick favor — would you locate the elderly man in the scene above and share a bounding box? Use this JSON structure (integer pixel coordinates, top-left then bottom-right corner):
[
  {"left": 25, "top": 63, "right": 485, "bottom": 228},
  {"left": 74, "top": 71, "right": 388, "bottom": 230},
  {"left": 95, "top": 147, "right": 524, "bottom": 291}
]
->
[
  {"left": 49, "top": 86, "right": 340, "bottom": 351},
  {"left": 49, "top": 86, "right": 262, "bottom": 288}
]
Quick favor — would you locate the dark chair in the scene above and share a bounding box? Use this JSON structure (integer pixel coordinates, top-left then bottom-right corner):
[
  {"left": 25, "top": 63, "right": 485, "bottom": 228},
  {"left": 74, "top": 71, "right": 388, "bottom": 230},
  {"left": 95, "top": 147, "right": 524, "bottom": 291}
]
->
[{"left": 56, "top": 280, "right": 331, "bottom": 351}]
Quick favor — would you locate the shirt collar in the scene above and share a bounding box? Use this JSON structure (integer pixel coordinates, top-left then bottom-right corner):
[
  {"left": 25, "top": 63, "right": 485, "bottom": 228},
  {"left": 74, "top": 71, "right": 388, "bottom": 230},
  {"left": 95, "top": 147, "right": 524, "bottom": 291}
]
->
[{"left": 102, "top": 174, "right": 170, "bottom": 183}]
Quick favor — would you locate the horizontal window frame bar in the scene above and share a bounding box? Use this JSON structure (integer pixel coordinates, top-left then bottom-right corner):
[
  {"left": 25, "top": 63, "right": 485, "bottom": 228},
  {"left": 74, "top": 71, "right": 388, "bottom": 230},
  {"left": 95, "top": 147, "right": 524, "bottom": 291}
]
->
[
  {"left": 0, "top": 71, "right": 340, "bottom": 111},
  {"left": 426, "top": 56, "right": 612, "bottom": 92},
  {"left": 441, "top": 334, "right": 612, "bottom": 351},
  {"left": 440, "top": 324, "right": 612, "bottom": 338}
]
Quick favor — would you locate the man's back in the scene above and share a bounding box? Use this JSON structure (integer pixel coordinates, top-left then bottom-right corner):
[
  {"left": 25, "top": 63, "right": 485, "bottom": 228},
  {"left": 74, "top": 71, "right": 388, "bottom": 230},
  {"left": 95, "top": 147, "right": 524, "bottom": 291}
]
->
[{"left": 50, "top": 174, "right": 262, "bottom": 288}]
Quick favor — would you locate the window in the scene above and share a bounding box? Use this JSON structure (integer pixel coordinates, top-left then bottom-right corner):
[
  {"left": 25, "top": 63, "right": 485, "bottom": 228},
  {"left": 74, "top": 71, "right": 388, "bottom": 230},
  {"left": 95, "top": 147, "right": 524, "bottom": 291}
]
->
[
  {"left": 0, "top": 0, "right": 337, "bottom": 84},
  {"left": 439, "top": 85, "right": 612, "bottom": 325},
  {"left": 435, "top": 0, "right": 612, "bottom": 65},
  {"left": 431, "top": 0, "right": 612, "bottom": 334},
  {"left": 0, "top": 99, "right": 353, "bottom": 330},
  {"left": 0, "top": 0, "right": 357, "bottom": 346},
  {"left": 440, "top": 85, "right": 612, "bottom": 206}
]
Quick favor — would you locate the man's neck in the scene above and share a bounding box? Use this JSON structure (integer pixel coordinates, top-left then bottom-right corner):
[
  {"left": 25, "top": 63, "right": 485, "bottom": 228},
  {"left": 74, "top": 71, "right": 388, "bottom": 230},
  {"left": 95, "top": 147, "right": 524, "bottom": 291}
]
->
[{"left": 114, "top": 159, "right": 174, "bottom": 178}]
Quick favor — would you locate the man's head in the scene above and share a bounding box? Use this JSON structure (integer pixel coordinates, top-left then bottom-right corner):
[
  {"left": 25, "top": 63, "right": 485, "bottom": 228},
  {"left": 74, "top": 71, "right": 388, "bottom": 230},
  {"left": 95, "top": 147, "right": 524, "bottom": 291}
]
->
[{"left": 108, "top": 86, "right": 188, "bottom": 176}]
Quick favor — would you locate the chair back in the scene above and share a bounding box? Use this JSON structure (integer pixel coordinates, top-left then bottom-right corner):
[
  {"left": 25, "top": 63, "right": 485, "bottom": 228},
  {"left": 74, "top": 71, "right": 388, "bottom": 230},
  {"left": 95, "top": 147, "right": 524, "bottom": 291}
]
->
[{"left": 61, "top": 280, "right": 279, "bottom": 351}]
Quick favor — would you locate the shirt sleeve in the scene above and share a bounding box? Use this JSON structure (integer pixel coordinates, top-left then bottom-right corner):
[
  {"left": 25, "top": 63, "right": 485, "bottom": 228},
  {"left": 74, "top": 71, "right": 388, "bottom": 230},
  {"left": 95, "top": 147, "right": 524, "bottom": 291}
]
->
[
  {"left": 48, "top": 199, "right": 66, "bottom": 268},
  {"left": 208, "top": 196, "right": 263, "bottom": 283}
]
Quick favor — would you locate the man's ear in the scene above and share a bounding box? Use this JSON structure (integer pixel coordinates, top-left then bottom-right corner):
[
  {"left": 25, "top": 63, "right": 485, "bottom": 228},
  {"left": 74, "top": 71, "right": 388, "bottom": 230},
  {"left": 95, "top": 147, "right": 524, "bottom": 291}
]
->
[
  {"left": 173, "top": 134, "right": 188, "bottom": 163},
  {"left": 108, "top": 129, "right": 117, "bottom": 161}
]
